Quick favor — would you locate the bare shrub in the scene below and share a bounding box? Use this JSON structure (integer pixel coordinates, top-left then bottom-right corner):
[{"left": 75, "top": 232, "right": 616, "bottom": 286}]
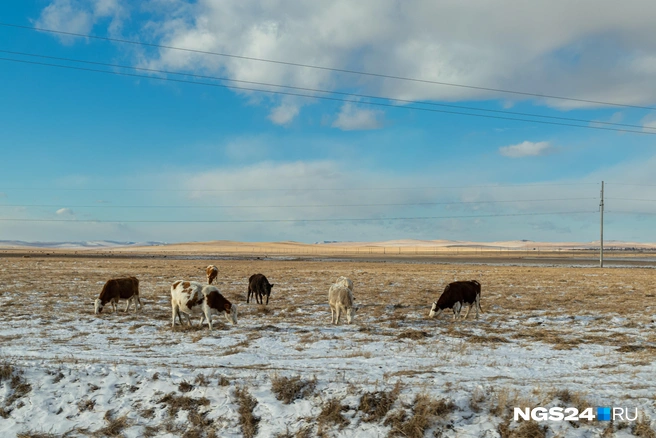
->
[
  {"left": 386, "top": 394, "right": 454, "bottom": 438},
  {"left": 358, "top": 381, "right": 402, "bottom": 422},
  {"left": 318, "top": 398, "right": 349, "bottom": 432},
  {"left": 0, "top": 362, "right": 13, "bottom": 381},
  {"left": 157, "top": 393, "right": 210, "bottom": 417},
  {"left": 194, "top": 373, "right": 209, "bottom": 386},
  {"left": 17, "top": 432, "right": 60, "bottom": 438},
  {"left": 633, "top": 416, "right": 656, "bottom": 438},
  {"left": 397, "top": 330, "right": 430, "bottom": 340},
  {"left": 178, "top": 380, "right": 194, "bottom": 393},
  {"left": 92, "top": 411, "right": 130, "bottom": 437},
  {"left": 234, "top": 386, "right": 260, "bottom": 438},
  {"left": 271, "top": 374, "right": 317, "bottom": 404},
  {"left": 77, "top": 398, "right": 96, "bottom": 412},
  {"left": 470, "top": 386, "right": 486, "bottom": 413},
  {"left": 217, "top": 375, "right": 230, "bottom": 386}
]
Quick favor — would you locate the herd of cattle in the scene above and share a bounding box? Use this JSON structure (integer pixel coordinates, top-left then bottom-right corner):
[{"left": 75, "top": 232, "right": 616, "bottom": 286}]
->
[{"left": 93, "top": 265, "right": 483, "bottom": 330}]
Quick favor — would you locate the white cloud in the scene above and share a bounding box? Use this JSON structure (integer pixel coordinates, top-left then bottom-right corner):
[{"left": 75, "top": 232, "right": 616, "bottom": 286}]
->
[
  {"left": 37, "top": 1, "right": 656, "bottom": 123},
  {"left": 642, "top": 115, "right": 656, "bottom": 131},
  {"left": 267, "top": 102, "right": 300, "bottom": 126},
  {"left": 133, "top": 0, "right": 656, "bottom": 112},
  {"left": 35, "top": 0, "right": 125, "bottom": 38},
  {"left": 499, "top": 141, "right": 555, "bottom": 158},
  {"left": 332, "top": 103, "right": 384, "bottom": 131},
  {"left": 56, "top": 208, "right": 75, "bottom": 216}
]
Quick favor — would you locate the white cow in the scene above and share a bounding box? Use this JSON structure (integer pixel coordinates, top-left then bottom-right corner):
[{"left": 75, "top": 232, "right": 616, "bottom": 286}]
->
[
  {"left": 334, "top": 276, "right": 354, "bottom": 292},
  {"left": 170, "top": 280, "right": 238, "bottom": 330},
  {"left": 328, "top": 283, "right": 356, "bottom": 325}
]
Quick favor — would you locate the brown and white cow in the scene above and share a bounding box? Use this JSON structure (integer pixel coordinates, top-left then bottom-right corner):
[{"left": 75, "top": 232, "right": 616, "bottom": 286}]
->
[
  {"left": 171, "top": 280, "right": 238, "bottom": 330},
  {"left": 94, "top": 277, "right": 142, "bottom": 314},
  {"left": 429, "top": 280, "right": 482, "bottom": 320},
  {"left": 206, "top": 265, "right": 219, "bottom": 284},
  {"left": 247, "top": 273, "right": 274, "bottom": 305}
]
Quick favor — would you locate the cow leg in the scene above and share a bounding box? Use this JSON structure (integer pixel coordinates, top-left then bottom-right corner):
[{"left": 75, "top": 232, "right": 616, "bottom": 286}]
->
[
  {"left": 266, "top": 293, "right": 269, "bottom": 305},
  {"left": 330, "top": 306, "right": 334, "bottom": 324},
  {"left": 124, "top": 298, "right": 131, "bottom": 313},
  {"left": 335, "top": 306, "right": 341, "bottom": 324},
  {"left": 204, "top": 310, "right": 213, "bottom": 331},
  {"left": 476, "top": 294, "right": 483, "bottom": 317},
  {"left": 463, "top": 303, "right": 473, "bottom": 320},
  {"left": 172, "top": 305, "right": 178, "bottom": 327},
  {"left": 246, "top": 289, "right": 250, "bottom": 304},
  {"left": 136, "top": 296, "right": 143, "bottom": 313}
]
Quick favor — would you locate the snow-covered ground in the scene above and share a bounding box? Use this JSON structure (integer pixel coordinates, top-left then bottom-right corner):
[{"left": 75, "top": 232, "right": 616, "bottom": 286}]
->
[{"left": 1, "top": 256, "right": 655, "bottom": 437}]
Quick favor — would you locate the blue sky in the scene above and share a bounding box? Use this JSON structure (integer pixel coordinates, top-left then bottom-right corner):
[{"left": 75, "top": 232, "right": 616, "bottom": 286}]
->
[{"left": 1, "top": 1, "right": 656, "bottom": 243}]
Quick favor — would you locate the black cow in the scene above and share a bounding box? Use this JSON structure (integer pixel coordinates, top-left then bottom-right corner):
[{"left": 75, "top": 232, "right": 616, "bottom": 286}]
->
[
  {"left": 429, "top": 280, "right": 482, "bottom": 320},
  {"left": 247, "top": 273, "right": 274, "bottom": 305}
]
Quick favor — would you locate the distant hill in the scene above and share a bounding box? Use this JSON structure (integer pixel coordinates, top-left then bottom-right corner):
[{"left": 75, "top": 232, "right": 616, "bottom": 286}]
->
[{"left": 0, "top": 240, "right": 164, "bottom": 249}]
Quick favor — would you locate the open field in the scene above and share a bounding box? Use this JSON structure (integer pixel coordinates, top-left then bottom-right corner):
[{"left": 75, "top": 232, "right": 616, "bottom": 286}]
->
[{"left": 1, "top": 252, "right": 655, "bottom": 437}]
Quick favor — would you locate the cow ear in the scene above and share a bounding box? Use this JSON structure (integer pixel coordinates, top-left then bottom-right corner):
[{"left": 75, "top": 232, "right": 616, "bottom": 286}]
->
[
  {"left": 270, "top": 284, "right": 275, "bottom": 288},
  {"left": 224, "top": 303, "right": 231, "bottom": 312}
]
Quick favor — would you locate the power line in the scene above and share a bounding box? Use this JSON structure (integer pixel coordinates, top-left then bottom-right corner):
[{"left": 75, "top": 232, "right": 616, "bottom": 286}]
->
[
  {"left": 606, "top": 183, "right": 656, "bottom": 187},
  {"left": 606, "top": 211, "right": 656, "bottom": 215},
  {"left": 2, "top": 50, "right": 653, "bottom": 132},
  {"left": 1, "top": 22, "right": 654, "bottom": 111},
  {"left": 0, "top": 211, "right": 597, "bottom": 223},
  {"left": 0, "top": 198, "right": 596, "bottom": 209},
  {"left": 0, "top": 183, "right": 599, "bottom": 193},
  {"left": 0, "top": 56, "right": 653, "bottom": 135},
  {"left": 606, "top": 198, "right": 656, "bottom": 202}
]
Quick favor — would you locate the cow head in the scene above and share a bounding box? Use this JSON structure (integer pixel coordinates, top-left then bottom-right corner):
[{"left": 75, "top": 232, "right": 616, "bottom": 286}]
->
[
  {"left": 225, "top": 303, "right": 238, "bottom": 325},
  {"left": 94, "top": 299, "right": 104, "bottom": 314},
  {"left": 428, "top": 301, "right": 438, "bottom": 318},
  {"left": 346, "top": 306, "right": 356, "bottom": 324}
]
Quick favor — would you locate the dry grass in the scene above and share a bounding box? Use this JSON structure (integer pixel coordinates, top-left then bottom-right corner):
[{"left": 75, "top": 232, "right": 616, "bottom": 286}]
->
[
  {"left": 270, "top": 374, "right": 317, "bottom": 404},
  {"left": 157, "top": 393, "right": 210, "bottom": 417},
  {"left": 77, "top": 398, "right": 96, "bottom": 412},
  {"left": 397, "top": 330, "right": 430, "bottom": 340},
  {"left": 234, "top": 386, "right": 260, "bottom": 438},
  {"left": 16, "top": 433, "right": 60, "bottom": 438},
  {"left": 358, "top": 381, "right": 402, "bottom": 422},
  {"left": 498, "top": 419, "right": 548, "bottom": 438},
  {"left": 318, "top": 398, "right": 349, "bottom": 431},
  {"left": 633, "top": 416, "right": 656, "bottom": 438},
  {"left": 92, "top": 411, "right": 130, "bottom": 437},
  {"left": 194, "top": 373, "right": 209, "bottom": 386},
  {"left": 385, "top": 394, "right": 455, "bottom": 438},
  {"left": 178, "top": 380, "right": 194, "bottom": 393}
]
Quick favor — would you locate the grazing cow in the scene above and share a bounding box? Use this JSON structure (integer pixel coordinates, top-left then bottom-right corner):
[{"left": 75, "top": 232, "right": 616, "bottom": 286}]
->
[
  {"left": 334, "top": 276, "right": 354, "bottom": 292},
  {"left": 206, "top": 265, "right": 219, "bottom": 284},
  {"left": 247, "top": 274, "right": 274, "bottom": 305},
  {"left": 170, "top": 280, "right": 238, "bottom": 330},
  {"left": 328, "top": 283, "right": 356, "bottom": 324},
  {"left": 94, "top": 277, "right": 142, "bottom": 314},
  {"left": 429, "top": 280, "right": 482, "bottom": 320}
]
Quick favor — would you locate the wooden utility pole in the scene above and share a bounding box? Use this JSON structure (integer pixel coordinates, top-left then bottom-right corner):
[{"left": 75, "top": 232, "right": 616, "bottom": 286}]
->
[{"left": 600, "top": 181, "right": 604, "bottom": 268}]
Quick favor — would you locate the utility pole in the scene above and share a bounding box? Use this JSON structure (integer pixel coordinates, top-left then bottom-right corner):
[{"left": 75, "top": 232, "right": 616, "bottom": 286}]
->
[{"left": 600, "top": 181, "right": 604, "bottom": 268}]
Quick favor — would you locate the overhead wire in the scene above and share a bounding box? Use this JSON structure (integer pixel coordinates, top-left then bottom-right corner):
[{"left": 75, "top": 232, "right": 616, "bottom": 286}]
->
[
  {"left": 1, "top": 49, "right": 653, "bottom": 132},
  {"left": 2, "top": 57, "right": 653, "bottom": 135},
  {"left": 1, "top": 22, "right": 655, "bottom": 111},
  {"left": 0, "top": 198, "right": 598, "bottom": 209},
  {"left": 2, "top": 55, "right": 654, "bottom": 136},
  {"left": 0, "top": 182, "right": 600, "bottom": 192},
  {"left": 0, "top": 211, "right": 598, "bottom": 223}
]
